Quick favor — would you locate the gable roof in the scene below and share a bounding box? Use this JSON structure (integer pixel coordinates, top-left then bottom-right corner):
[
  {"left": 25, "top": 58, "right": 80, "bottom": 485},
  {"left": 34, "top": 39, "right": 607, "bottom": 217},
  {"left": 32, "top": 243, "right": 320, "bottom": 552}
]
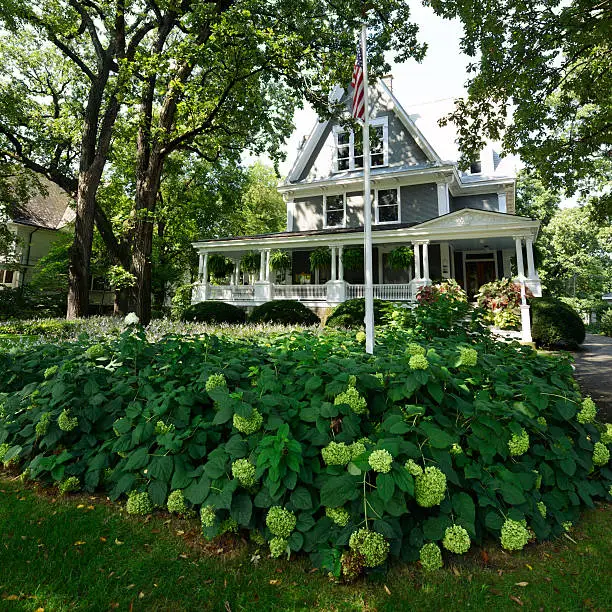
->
[{"left": 8, "top": 179, "right": 75, "bottom": 230}]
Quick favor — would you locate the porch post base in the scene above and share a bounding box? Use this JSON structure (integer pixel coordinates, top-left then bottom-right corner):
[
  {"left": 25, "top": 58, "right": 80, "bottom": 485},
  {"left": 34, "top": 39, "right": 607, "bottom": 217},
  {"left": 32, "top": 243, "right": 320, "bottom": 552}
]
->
[
  {"left": 254, "top": 281, "right": 272, "bottom": 301},
  {"left": 326, "top": 280, "right": 347, "bottom": 304},
  {"left": 525, "top": 278, "right": 542, "bottom": 297},
  {"left": 520, "top": 304, "right": 532, "bottom": 343}
]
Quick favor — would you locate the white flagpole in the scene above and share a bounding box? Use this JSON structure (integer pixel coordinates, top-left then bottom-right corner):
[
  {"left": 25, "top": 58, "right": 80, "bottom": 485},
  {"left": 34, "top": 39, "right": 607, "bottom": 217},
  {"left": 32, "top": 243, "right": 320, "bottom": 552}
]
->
[{"left": 361, "top": 23, "right": 374, "bottom": 354}]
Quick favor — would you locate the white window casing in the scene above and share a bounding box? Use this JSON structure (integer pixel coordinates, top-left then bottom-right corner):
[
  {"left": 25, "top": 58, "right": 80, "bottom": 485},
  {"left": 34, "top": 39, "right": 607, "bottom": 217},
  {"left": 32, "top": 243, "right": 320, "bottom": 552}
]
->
[
  {"left": 323, "top": 193, "right": 346, "bottom": 228},
  {"left": 333, "top": 116, "right": 388, "bottom": 173},
  {"left": 374, "top": 186, "right": 401, "bottom": 224}
]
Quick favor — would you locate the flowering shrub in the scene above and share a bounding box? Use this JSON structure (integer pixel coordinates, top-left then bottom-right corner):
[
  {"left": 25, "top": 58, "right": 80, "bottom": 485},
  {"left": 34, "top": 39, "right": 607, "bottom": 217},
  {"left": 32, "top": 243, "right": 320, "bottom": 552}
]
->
[
  {"left": 58, "top": 476, "right": 80, "bottom": 495},
  {"left": 419, "top": 543, "right": 443, "bottom": 571},
  {"left": 577, "top": 397, "right": 597, "bottom": 424},
  {"left": 500, "top": 518, "right": 531, "bottom": 551},
  {"left": 476, "top": 278, "right": 533, "bottom": 330},
  {"left": 57, "top": 409, "right": 78, "bottom": 432},
  {"left": 0, "top": 325, "right": 610, "bottom": 579}
]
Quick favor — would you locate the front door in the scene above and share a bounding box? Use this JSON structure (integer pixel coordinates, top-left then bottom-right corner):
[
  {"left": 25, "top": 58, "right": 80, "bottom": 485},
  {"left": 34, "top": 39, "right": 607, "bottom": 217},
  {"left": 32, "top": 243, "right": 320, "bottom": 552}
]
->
[{"left": 465, "top": 260, "right": 496, "bottom": 297}]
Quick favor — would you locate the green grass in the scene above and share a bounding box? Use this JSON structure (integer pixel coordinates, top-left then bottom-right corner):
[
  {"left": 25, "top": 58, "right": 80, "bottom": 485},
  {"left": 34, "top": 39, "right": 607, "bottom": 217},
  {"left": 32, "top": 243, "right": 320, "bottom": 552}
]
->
[{"left": 1, "top": 475, "right": 610, "bottom": 611}]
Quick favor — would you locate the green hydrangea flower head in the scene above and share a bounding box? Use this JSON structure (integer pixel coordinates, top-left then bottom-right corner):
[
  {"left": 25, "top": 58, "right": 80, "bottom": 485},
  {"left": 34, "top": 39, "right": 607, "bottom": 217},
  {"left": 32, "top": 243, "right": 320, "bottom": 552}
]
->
[
  {"left": 409, "top": 354, "right": 429, "bottom": 371},
  {"left": 348, "top": 529, "right": 389, "bottom": 567},
  {"left": 442, "top": 525, "right": 471, "bottom": 554},
  {"left": 415, "top": 466, "right": 447, "bottom": 507},
  {"left": 220, "top": 518, "right": 238, "bottom": 534},
  {"left": 35, "top": 412, "right": 51, "bottom": 437},
  {"left": 325, "top": 507, "right": 350, "bottom": 527},
  {"left": 0, "top": 443, "right": 9, "bottom": 463},
  {"left": 167, "top": 490, "right": 187, "bottom": 514},
  {"left": 200, "top": 506, "right": 216, "bottom": 528},
  {"left": 44, "top": 365, "right": 58, "bottom": 379},
  {"left": 508, "top": 428, "right": 529, "bottom": 456},
  {"left": 321, "top": 441, "right": 352, "bottom": 466},
  {"left": 537, "top": 416, "right": 547, "bottom": 427},
  {"left": 537, "top": 501, "right": 547, "bottom": 518},
  {"left": 334, "top": 386, "right": 367, "bottom": 415},
  {"left": 501, "top": 519, "right": 530, "bottom": 551},
  {"left": 600, "top": 423, "right": 612, "bottom": 445},
  {"left": 266, "top": 506, "right": 296, "bottom": 538},
  {"left": 205, "top": 373, "right": 227, "bottom": 394},
  {"left": 233, "top": 409, "right": 263, "bottom": 435},
  {"left": 459, "top": 347, "right": 478, "bottom": 367},
  {"left": 406, "top": 343, "right": 426, "bottom": 356},
  {"left": 577, "top": 397, "right": 597, "bottom": 424},
  {"left": 58, "top": 409, "right": 78, "bottom": 432},
  {"left": 368, "top": 449, "right": 393, "bottom": 473},
  {"left": 405, "top": 459, "right": 423, "bottom": 477},
  {"left": 126, "top": 491, "right": 153, "bottom": 515},
  {"left": 350, "top": 441, "right": 366, "bottom": 459},
  {"left": 420, "top": 542, "right": 443, "bottom": 571},
  {"left": 450, "top": 443, "right": 463, "bottom": 456},
  {"left": 155, "top": 420, "right": 175, "bottom": 435},
  {"left": 85, "top": 344, "right": 106, "bottom": 360},
  {"left": 231, "top": 459, "right": 257, "bottom": 487},
  {"left": 562, "top": 521, "right": 572, "bottom": 532},
  {"left": 58, "top": 476, "right": 80, "bottom": 495},
  {"left": 593, "top": 441, "right": 610, "bottom": 466},
  {"left": 269, "top": 537, "right": 288, "bottom": 558},
  {"left": 356, "top": 331, "right": 366, "bottom": 344},
  {"left": 250, "top": 530, "right": 266, "bottom": 545}
]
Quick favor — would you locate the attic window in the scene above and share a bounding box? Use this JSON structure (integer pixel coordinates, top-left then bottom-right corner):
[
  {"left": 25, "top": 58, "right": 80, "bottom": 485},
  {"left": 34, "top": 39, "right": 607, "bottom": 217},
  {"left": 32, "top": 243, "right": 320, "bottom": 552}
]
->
[
  {"left": 470, "top": 161, "right": 482, "bottom": 174},
  {"left": 333, "top": 116, "right": 388, "bottom": 172},
  {"left": 1, "top": 270, "right": 15, "bottom": 285}
]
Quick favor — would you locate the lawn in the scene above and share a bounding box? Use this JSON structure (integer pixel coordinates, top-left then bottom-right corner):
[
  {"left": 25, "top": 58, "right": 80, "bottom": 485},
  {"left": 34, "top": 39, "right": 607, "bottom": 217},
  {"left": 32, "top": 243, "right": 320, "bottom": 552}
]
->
[{"left": 0, "top": 474, "right": 610, "bottom": 611}]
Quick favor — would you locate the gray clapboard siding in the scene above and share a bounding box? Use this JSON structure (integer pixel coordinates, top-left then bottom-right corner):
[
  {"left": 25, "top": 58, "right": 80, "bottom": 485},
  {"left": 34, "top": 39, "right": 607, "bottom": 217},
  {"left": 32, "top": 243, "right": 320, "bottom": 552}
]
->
[
  {"left": 450, "top": 193, "right": 499, "bottom": 212},
  {"left": 400, "top": 183, "right": 438, "bottom": 223},
  {"left": 294, "top": 197, "right": 324, "bottom": 231}
]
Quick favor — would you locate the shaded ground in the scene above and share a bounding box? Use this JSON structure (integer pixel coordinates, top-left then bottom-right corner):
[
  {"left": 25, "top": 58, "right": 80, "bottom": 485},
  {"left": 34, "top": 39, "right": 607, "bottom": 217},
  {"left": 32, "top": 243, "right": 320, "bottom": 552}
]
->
[{"left": 573, "top": 334, "right": 612, "bottom": 421}]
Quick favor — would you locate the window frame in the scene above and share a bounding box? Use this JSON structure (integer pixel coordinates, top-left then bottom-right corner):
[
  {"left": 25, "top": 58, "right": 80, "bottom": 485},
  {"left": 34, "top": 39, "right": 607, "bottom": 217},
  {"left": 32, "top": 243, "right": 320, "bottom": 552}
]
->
[
  {"left": 0, "top": 269, "right": 15, "bottom": 285},
  {"left": 323, "top": 193, "right": 347, "bottom": 228},
  {"left": 374, "top": 186, "right": 401, "bottom": 225},
  {"left": 333, "top": 116, "right": 389, "bottom": 173}
]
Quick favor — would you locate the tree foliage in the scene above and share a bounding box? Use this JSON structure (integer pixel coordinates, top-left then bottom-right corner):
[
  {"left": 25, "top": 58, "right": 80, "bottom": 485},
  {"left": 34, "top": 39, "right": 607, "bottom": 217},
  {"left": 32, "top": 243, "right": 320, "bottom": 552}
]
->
[{"left": 429, "top": 0, "right": 611, "bottom": 209}]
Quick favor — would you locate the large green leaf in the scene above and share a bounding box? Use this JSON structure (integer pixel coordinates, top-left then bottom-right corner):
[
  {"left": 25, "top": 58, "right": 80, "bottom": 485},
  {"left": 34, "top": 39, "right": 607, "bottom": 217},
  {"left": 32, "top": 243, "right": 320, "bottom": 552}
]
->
[{"left": 320, "top": 474, "right": 359, "bottom": 508}]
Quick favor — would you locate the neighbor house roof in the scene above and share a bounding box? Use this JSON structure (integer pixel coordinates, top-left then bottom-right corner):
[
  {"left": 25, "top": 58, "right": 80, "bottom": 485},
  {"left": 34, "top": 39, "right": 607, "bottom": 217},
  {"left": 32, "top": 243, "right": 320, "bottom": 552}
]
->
[{"left": 9, "top": 179, "right": 75, "bottom": 230}]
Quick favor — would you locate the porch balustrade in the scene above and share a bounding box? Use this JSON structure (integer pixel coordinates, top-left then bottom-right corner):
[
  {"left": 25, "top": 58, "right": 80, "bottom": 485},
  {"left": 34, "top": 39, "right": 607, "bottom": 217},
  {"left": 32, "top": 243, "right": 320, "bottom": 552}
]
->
[
  {"left": 347, "top": 283, "right": 415, "bottom": 301},
  {"left": 272, "top": 284, "right": 328, "bottom": 301}
]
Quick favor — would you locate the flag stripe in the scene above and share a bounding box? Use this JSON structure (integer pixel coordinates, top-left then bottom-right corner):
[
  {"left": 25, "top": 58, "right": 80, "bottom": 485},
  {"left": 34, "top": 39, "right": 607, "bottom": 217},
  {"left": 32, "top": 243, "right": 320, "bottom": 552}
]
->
[{"left": 351, "top": 44, "right": 365, "bottom": 120}]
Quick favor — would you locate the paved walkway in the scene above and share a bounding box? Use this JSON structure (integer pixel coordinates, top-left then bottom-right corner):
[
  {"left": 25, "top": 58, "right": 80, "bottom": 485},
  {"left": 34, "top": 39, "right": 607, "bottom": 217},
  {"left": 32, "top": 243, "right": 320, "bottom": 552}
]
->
[{"left": 572, "top": 334, "right": 612, "bottom": 421}]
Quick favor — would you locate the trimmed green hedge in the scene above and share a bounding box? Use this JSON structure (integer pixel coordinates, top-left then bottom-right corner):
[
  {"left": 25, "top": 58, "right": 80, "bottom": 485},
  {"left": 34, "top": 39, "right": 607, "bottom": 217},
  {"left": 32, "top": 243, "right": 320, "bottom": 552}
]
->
[
  {"left": 249, "top": 300, "right": 319, "bottom": 325},
  {"left": 531, "top": 298, "right": 585, "bottom": 349},
  {"left": 181, "top": 301, "right": 246, "bottom": 324},
  {"left": 325, "top": 298, "right": 393, "bottom": 329}
]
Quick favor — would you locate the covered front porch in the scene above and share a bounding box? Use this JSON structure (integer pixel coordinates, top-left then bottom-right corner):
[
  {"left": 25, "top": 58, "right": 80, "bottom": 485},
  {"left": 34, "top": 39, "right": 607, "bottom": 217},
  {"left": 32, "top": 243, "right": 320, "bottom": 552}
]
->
[{"left": 191, "top": 209, "right": 542, "bottom": 307}]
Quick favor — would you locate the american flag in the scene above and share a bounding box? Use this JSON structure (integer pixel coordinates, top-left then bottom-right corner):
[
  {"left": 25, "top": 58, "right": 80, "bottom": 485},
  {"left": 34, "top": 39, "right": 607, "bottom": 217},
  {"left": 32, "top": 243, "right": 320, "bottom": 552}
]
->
[{"left": 351, "top": 44, "right": 365, "bottom": 120}]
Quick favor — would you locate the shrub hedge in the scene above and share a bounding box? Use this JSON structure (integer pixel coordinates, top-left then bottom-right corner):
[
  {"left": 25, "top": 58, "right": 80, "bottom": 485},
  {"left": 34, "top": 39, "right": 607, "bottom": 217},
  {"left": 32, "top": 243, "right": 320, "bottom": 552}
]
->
[
  {"left": 531, "top": 298, "right": 586, "bottom": 349},
  {"left": 248, "top": 300, "right": 319, "bottom": 325},
  {"left": 325, "top": 298, "right": 393, "bottom": 329},
  {"left": 181, "top": 301, "right": 246, "bottom": 324},
  {"left": 0, "top": 326, "right": 610, "bottom": 580}
]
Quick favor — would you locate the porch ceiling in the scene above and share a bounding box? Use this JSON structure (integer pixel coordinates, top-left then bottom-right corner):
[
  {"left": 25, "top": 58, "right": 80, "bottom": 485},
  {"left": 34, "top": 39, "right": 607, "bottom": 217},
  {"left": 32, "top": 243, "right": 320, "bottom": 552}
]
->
[{"left": 192, "top": 208, "right": 539, "bottom": 254}]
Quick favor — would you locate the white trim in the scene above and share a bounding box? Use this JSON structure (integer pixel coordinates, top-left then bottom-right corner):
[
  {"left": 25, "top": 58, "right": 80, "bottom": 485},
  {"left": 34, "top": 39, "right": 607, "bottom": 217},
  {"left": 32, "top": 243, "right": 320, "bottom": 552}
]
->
[
  {"left": 462, "top": 250, "right": 499, "bottom": 292},
  {"left": 497, "top": 191, "right": 507, "bottom": 214},
  {"left": 286, "top": 199, "right": 295, "bottom": 231},
  {"left": 374, "top": 186, "right": 401, "bottom": 225},
  {"left": 323, "top": 192, "right": 346, "bottom": 229},
  {"left": 437, "top": 182, "right": 450, "bottom": 216},
  {"left": 332, "top": 116, "right": 389, "bottom": 173}
]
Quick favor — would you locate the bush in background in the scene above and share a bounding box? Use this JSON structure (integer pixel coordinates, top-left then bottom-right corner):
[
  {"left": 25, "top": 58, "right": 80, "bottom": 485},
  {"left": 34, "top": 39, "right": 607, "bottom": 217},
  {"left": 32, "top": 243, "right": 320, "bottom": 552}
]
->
[
  {"left": 531, "top": 298, "right": 585, "bottom": 349},
  {"left": 600, "top": 310, "right": 612, "bottom": 337},
  {"left": 325, "top": 298, "right": 393, "bottom": 329},
  {"left": 249, "top": 300, "right": 319, "bottom": 325},
  {"left": 182, "top": 301, "right": 246, "bottom": 324}
]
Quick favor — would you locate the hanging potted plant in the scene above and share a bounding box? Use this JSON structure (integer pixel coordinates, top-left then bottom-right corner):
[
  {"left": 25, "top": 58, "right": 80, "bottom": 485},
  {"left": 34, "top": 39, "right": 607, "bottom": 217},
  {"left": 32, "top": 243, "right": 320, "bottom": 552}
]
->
[
  {"left": 387, "top": 246, "right": 414, "bottom": 270},
  {"left": 309, "top": 247, "right": 331, "bottom": 271},
  {"left": 240, "top": 251, "right": 259, "bottom": 273},
  {"left": 269, "top": 250, "right": 291, "bottom": 271},
  {"left": 342, "top": 247, "right": 363, "bottom": 271},
  {"left": 208, "top": 254, "right": 234, "bottom": 278}
]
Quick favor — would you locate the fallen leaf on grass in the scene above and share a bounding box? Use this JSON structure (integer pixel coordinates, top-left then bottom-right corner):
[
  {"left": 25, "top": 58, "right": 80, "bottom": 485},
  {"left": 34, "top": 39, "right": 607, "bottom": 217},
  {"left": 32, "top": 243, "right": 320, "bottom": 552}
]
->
[
  {"left": 176, "top": 530, "right": 185, "bottom": 536},
  {"left": 138, "top": 592, "right": 145, "bottom": 599},
  {"left": 34, "top": 608, "right": 44, "bottom": 612},
  {"left": 77, "top": 504, "right": 85, "bottom": 509},
  {"left": 489, "top": 589, "right": 503, "bottom": 597},
  {"left": 99, "top": 537, "right": 107, "bottom": 543},
  {"left": 384, "top": 585, "right": 391, "bottom": 595},
  {"left": 525, "top": 564, "right": 533, "bottom": 570},
  {"left": 126, "top": 584, "right": 135, "bottom": 590},
  {"left": 73, "top": 541, "right": 86, "bottom": 546},
  {"left": 4, "top": 595, "right": 19, "bottom": 601},
  {"left": 269, "top": 580, "right": 280, "bottom": 585},
  {"left": 452, "top": 566, "right": 460, "bottom": 576},
  {"left": 114, "top": 539, "right": 124, "bottom": 545},
  {"left": 509, "top": 595, "right": 524, "bottom": 606},
  {"left": 480, "top": 550, "right": 490, "bottom": 564},
  {"left": 515, "top": 582, "right": 529, "bottom": 587}
]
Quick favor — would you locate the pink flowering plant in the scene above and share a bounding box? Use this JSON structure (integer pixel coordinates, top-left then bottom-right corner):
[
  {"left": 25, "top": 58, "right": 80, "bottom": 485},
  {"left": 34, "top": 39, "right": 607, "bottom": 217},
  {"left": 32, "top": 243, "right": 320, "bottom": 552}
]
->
[{"left": 476, "top": 278, "right": 533, "bottom": 330}]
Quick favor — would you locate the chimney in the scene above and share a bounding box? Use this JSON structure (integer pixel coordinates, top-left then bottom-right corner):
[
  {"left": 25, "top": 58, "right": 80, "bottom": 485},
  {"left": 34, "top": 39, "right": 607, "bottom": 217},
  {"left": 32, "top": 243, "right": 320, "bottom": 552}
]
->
[{"left": 381, "top": 74, "right": 393, "bottom": 91}]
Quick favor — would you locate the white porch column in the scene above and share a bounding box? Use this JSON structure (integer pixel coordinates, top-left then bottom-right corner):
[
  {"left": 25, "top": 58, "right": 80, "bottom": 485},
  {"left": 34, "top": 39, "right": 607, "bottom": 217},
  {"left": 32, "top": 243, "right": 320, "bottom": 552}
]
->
[
  {"left": 265, "top": 249, "right": 271, "bottom": 282},
  {"left": 497, "top": 191, "right": 507, "bottom": 214},
  {"left": 422, "top": 241, "right": 430, "bottom": 283},
  {"left": 338, "top": 246, "right": 344, "bottom": 281},
  {"left": 202, "top": 252, "right": 209, "bottom": 283},
  {"left": 514, "top": 236, "right": 526, "bottom": 280},
  {"left": 520, "top": 281, "right": 532, "bottom": 343},
  {"left": 259, "top": 250, "right": 266, "bottom": 281},
  {"left": 437, "top": 182, "right": 450, "bottom": 216},
  {"left": 233, "top": 260, "right": 240, "bottom": 285},
  {"left": 198, "top": 253, "right": 204, "bottom": 280},
  {"left": 413, "top": 242, "right": 422, "bottom": 280},
  {"left": 331, "top": 246, "right": 337, "bottom": 281},
  {"left": 526, "top": 237, "right": 538, "bottom": 279}
]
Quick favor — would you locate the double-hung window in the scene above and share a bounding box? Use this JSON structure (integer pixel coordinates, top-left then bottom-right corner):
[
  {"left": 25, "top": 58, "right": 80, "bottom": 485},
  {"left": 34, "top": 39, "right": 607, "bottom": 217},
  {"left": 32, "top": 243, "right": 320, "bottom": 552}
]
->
[
  {"left": 324, "top": 194, "right": 345, "bottom": 228},
  {"left": 333, "top": 116, "right": 388, "bottom": 172},
  {"left": 376, "top": 188, "right": 400, "bottom": 224},
  {"left": 0, "top": 270, "right": 14, "bottom": 285}
]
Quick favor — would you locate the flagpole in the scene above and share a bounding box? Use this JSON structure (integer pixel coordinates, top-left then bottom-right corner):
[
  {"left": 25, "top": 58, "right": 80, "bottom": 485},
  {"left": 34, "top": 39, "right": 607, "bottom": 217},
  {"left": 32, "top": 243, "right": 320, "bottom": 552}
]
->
[{"left": 361, "top": 24, "right": 374, "bottom": 354}]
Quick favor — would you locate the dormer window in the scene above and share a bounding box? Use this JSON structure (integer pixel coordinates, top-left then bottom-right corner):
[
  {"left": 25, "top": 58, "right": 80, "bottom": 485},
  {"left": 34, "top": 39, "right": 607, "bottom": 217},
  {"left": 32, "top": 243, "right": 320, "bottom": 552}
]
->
[
  {"left": 470, "top": 160, "right": 482, "bottom": 174},
  {"left": 333, "top": 116, "right": 388, "bottom": 172}
]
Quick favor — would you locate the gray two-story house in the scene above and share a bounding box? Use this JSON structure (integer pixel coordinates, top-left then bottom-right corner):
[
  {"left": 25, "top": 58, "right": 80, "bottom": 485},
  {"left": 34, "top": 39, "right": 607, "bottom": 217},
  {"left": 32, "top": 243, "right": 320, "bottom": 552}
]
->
[{"left": 191, "top": 79, "right": 542, "bottom": 310}]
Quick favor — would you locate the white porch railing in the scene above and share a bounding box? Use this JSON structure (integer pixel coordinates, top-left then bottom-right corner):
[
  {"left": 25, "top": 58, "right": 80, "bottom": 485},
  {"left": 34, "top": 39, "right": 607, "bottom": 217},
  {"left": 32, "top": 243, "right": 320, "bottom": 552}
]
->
[
  {"left": 347, "top": 283, "right": 415, "bottom": 301},
  {"left": 272, "top": 284, "right": 327, "bottom": 301},
  {"left": 231, "top": 285, "right": 255, "bottom": 300}
]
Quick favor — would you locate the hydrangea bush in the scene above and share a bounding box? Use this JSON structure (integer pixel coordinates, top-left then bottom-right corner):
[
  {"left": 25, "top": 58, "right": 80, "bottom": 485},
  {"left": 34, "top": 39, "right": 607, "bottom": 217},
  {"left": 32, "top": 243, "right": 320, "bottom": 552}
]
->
[{"left": 0, "top": 324, "right": 610, "bottom": 580}]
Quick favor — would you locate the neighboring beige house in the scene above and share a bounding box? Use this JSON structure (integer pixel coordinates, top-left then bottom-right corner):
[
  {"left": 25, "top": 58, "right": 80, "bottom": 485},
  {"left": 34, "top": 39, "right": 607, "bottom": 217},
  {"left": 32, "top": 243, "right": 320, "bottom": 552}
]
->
[
  {"left": 191, "top": 78, "right": 542, "bottom": 309},
  {"left": 0, "top": 180, "right": 75, "bottom": 288}
]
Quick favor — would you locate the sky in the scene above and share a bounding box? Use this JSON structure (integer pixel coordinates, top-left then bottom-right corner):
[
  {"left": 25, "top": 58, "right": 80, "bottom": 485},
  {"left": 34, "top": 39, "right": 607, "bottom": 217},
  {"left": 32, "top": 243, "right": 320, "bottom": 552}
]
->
[{"left": 274, "top": 3, "right": 472, "bottom": 176}]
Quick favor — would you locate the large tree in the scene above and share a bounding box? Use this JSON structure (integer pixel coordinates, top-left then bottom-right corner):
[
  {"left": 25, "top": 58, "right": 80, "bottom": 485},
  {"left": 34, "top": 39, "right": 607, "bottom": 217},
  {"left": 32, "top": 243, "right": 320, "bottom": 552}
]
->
[
  {"left": 429, "top": 0, "right": 611, "bottom": 211},
  {"left": 0, "top": 1, "right": 425, "bottom": 323}
]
